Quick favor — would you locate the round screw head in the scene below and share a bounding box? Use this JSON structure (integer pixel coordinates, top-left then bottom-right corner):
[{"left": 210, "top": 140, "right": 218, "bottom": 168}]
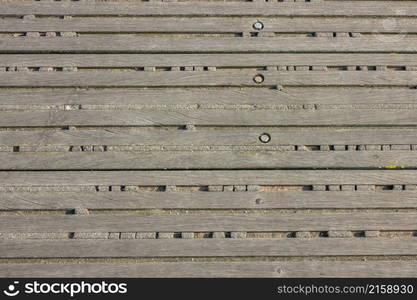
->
[
  {"left": 259, "top": 133, "right": 271, "bottom": 143},
  {"left": 253, "top": 74, "right": 264, "bottom": 84},
  {"left": 253, "top": 21, "right": 264, "bottom": 31}
]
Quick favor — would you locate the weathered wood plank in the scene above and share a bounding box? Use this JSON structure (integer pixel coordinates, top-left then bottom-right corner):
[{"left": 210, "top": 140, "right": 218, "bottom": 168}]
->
[
  {"left": 1, "top": 54, "right": 417, "bottom": 67},
  {"left": 2, "top": 128, "right": 417, "bottom": 146},
  {"left": 2, "top": 17, "right": 417, "bottom": 33},
  {"left": 1, "top": 261, "right": 417, "bottom": 277},
  {"left": 0, "top": 151, "right": 415, "bottom": 170},
  {"left": 0, "top": 71, "right": 416, "bottom": 87},
  {"left": 2, "top": 88, "right": 417, "bottom": 106},
  {"left": 1, "top": 2, "right": 416, "bottom": 17},
  {"left": 0, "top": 213, "right": 415, "bottom": 232},
  {"left": 0, "top": 170, "right": 413, "bottom": 186},
  {"left": 2, "top": 239, "right": 417, "bottom": 258},
  {"left": 1, "top": 37, "right": 416, "bottom": 53},
  {"left": 1, "top": 191, "right": 416, "bottom": 210},
  {"left": 2, "top": 110, "right": 417, "bottom": 126}
]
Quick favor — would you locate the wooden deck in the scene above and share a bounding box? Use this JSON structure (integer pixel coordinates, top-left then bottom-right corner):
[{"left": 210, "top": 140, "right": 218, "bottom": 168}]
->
[{"left": 1, "top": 0, "right": 417, "bottom": 278}]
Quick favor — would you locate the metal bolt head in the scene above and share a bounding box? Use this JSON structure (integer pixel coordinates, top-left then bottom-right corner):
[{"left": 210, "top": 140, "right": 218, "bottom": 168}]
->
[
  {"left": 253, "top": 74, "right": 264, "bottom": 84},
  {"left": 259, "top": 133, "right": 271, "bottom": 143},
  {"left": 253, "top": 21, "right": 264, "bottom": 31}
]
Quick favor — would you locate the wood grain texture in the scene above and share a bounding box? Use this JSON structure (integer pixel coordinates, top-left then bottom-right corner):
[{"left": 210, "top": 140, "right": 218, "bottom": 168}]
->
[
  {"left": 0, "top": 151, "right": 416, "bottom": 170},
  {"left": 2, "top": 239, "right": 417, "bottom": 258},
  {"left": 2, "top": 128, "right": 417, "bottom": 146},
  {"left": 2, "top": 88, "right": 417, "bottom": 105},
  {"left": 1, "top": 261, "right": 417, "bottom": 278},
  {"left": 2, "top": 17, "right": 417, "bottom": 33},
  {"left": 1, "top": 37, "right": 417, "bottom": 53},
  {"left": 0, "top": 71, "right": 416, "bottom": 87},
  {"left": 1, "top": 191, "right": 417, "bottom": 210},
  {"left": 2, "top": 54, "right": 417, "bottom": 67},
  {"left": 0, "top": 213, "right": 415, "bottom": 232},
  {"left": 3, "top": 110, "right": 417, "bottom": 126},
  {"left": 1, "top": 2, "right": 416, "bottom": 17},
  {"left": 0, "top": 170, "right": 414, "bottom": 186},
  {"left": 1, "top": 0, "right": 416, "bottom": 278}
]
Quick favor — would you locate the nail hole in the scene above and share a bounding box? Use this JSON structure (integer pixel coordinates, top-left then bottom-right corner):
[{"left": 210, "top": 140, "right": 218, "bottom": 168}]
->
[
  {"left": 255, "top": 198, "right": 263, "bottom": 204},
  {"left": 259, "top": 133, "right": 271, "bottom": 143},
  {"left": 253, "top": 74, "right": 264, "bottom": 84}
]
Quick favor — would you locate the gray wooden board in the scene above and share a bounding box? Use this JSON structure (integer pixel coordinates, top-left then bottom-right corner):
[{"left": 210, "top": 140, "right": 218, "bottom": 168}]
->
[
  {"left": 1, "top": 37, "right": 417, "bottom": 53},
  {"left": 0, "top": 170, "right": 414, "bottom": 186},
  {"left": 2, "top": 17, "right": 417, "bottom": 33},
  {"left": 1, "top": 88, "right": 417, "bottom": 105},
  {"left": 0, "top": 151, "right": 415, "bottom": 170},
  {"left": 1, "top": 261, "right": 416, "bottom": 278},
  {"left": 1, "top": 2, "right": 416, "bottom": 17},
  {"left": 3, "top": 110, "right": 417, "bottom": 126},
  {"left": 0, "top": 213, "right": 415, "bottom": 232},
  {"left": 2, "top": 128, "right": 417, "bottom": 146},
  {"left": 1, "top": 54, "right": 417, "bottom": 67},
  {"left": 0, "top": 71, "right": 416, "bottom": 87},
  {"left": 0, "top": 191, "right": 416, "bottom": 210},
  {"left": 2, "top": 239, "right": 417, "bottom": 258}
]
